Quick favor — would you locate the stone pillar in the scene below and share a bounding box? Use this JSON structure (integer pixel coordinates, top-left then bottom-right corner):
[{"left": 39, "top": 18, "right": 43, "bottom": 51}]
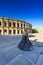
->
[
  {"left": 20, "top": 30, "right": 21, "bottom": 34},
  {"left": 19, "top": 30, "right": 21, "bottom": 34},
  {"left": 22, "top": 24, "right": 24, "bottom": 28},
  {"left": 7, "top": 22, "right": 8, "bottom": 27},
  {"left": 1, "top": 19, "right": 4, "bottom": 35},
  {"left": 16, "top": 21, "right": 18, "bottom": 34},
  {"left": 2, "top": 29, "right": 3, "bottom": 35},
  {"left": 19, "top": 22, "right": 21, "bottom": 28},
  {"left": 11, "top": 21, "right": 13, "bottom": 27},
  {"left": 16, "top": 29, "right": 17, "bottom": 34},
  {"left": 1, "top": 19, "right": 3, "bottom": 26},
  {"left": 12, "top": 29, "right": 13, "bottom": 35},
  {"left": 16, "top": 21, "right": 17, "bottom": 28},
  {"left": 23, "top": 29, "right": 24, "bottom": 33}
]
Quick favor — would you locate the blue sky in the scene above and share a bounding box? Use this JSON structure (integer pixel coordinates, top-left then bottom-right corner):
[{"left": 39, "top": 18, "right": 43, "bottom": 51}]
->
[{"left": 0, "top": 0, "right": 43, "bottom": 28}]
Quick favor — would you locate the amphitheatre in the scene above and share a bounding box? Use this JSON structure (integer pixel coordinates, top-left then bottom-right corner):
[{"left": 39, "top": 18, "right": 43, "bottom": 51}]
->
[{"left": 0, "top": 17, "right": 43, "bottom": 65}]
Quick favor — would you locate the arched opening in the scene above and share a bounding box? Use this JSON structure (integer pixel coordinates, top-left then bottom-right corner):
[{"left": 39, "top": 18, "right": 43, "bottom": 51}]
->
[
  {"left": 4, "top": 29, "right": 7, "bottom": 35},
  {"left": 17, "top": 30, "right": 20, "bottom": 34},
  {"left": 21, "top": 30, "right": 23, "bottom": 34},
  {"left": 13, "top": 23, "right": 16, "bottom": 27},
  {"left": 8, "top": 22, "right": 11, "bottom": 27},
  {"left": 9, "top": 30, "right": 12, "bottom": 34},
  {"left": 13, "top": 30, "right": 16, "bottom": 34},
  {"left": 3, "top": 21, "right": 7, "bottom": 26},
  {"left": 24, "top": 24, "right": 25, "bottom": 28},
  {"left": 0, "top": 21, "right": 1, "bottom": 26},
  {"left": 17, "top": 23, "right": 19, "bottom": 27},
  {"left": 0, "top": 29, "right": 2, "bottom": 34}
]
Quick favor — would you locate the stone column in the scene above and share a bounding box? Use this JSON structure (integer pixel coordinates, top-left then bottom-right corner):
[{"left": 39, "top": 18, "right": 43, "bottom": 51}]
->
[
  {"left": 7, "top": 28, "right": 9, "bottom": 35},
  {"left": 1, "top": 19, "right": 3, "bottom": 26},
  {"left": 1, "top": 19, "right": 4, "bottom": 35},
  {"left": 7, "top": 21, "right": 8, "bottom": 27},
  {"left": 16, "top": 29, "right": 17, "bottom": 34},
  {"left": 19, "top": 30, "right": 21, "bottom": 34},
  {"left": 12, "top": 29, "right": 13, "bottom": 35},
  {"left": 19, "top": 22, "right": 21, "bottom": 28},
  {"left": 11, "top": 21, "right": 13, "bottom": 27},
  {"left": 20, "top": 30, "right": 21, "bottom": 34},
  {"left": 23, "top": 29, "right": 24, "bottom": 33},
  {"left": 25, "top": 23, "right": 27, "bottom": 28},
  {"left": 16, "top": 21, "right": 17, "bottom": 28},
  {"left": 16, "top": 20, "right": 18, "bottom": 34},
  {"left": 2, "top": 29, "right": 3, "bottom": 35}
]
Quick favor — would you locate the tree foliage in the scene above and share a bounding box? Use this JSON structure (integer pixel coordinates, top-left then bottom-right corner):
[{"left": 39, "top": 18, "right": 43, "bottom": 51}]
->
[{"left": 32, "top": 29, "right": 39, "bottom": 33}]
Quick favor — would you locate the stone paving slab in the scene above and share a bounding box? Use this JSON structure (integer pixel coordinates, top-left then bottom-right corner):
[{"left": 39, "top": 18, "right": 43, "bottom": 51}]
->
[
  {"left": 0, "top": 53, "right": 7, "bottom": 65},
  {"left": 36, "top": 55, "right": 43, "bottom": 65},
  {"left": 22, "top": 52, "right": 40, "bottom": 64},
  {"left": 5, "top": 54, "right": 35, "bottom": 65}
]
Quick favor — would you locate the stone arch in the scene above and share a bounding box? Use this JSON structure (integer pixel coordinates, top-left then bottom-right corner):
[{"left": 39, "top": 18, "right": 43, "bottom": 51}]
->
[
  {"left": 0, "top": 29, "right": 2, "bottom": 34},
  {"left": 21, "top": 30, "right": 23, "bottom": 34},
  {"left": 13, "top": 30, "right": 16, "bottom": 34},
  {"left": 0, "top": 21, "right": 1, "bottom": 26},
  {"left": 9, "top": 29, "right": 12, "bottom": 34},
  {"left": 4, "top": 29, "right": 7, "bottom": 35}
]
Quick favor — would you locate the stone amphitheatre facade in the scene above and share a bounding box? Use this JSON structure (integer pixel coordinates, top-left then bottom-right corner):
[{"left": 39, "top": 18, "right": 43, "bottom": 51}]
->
[{"left": 0, "top": 17, "right": 32, "bottom": 35}]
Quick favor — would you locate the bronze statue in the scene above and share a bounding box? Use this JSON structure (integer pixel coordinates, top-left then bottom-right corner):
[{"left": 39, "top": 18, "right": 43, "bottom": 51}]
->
[{"left": 18, "top": 30, "right": 32, "bottom": 51}]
